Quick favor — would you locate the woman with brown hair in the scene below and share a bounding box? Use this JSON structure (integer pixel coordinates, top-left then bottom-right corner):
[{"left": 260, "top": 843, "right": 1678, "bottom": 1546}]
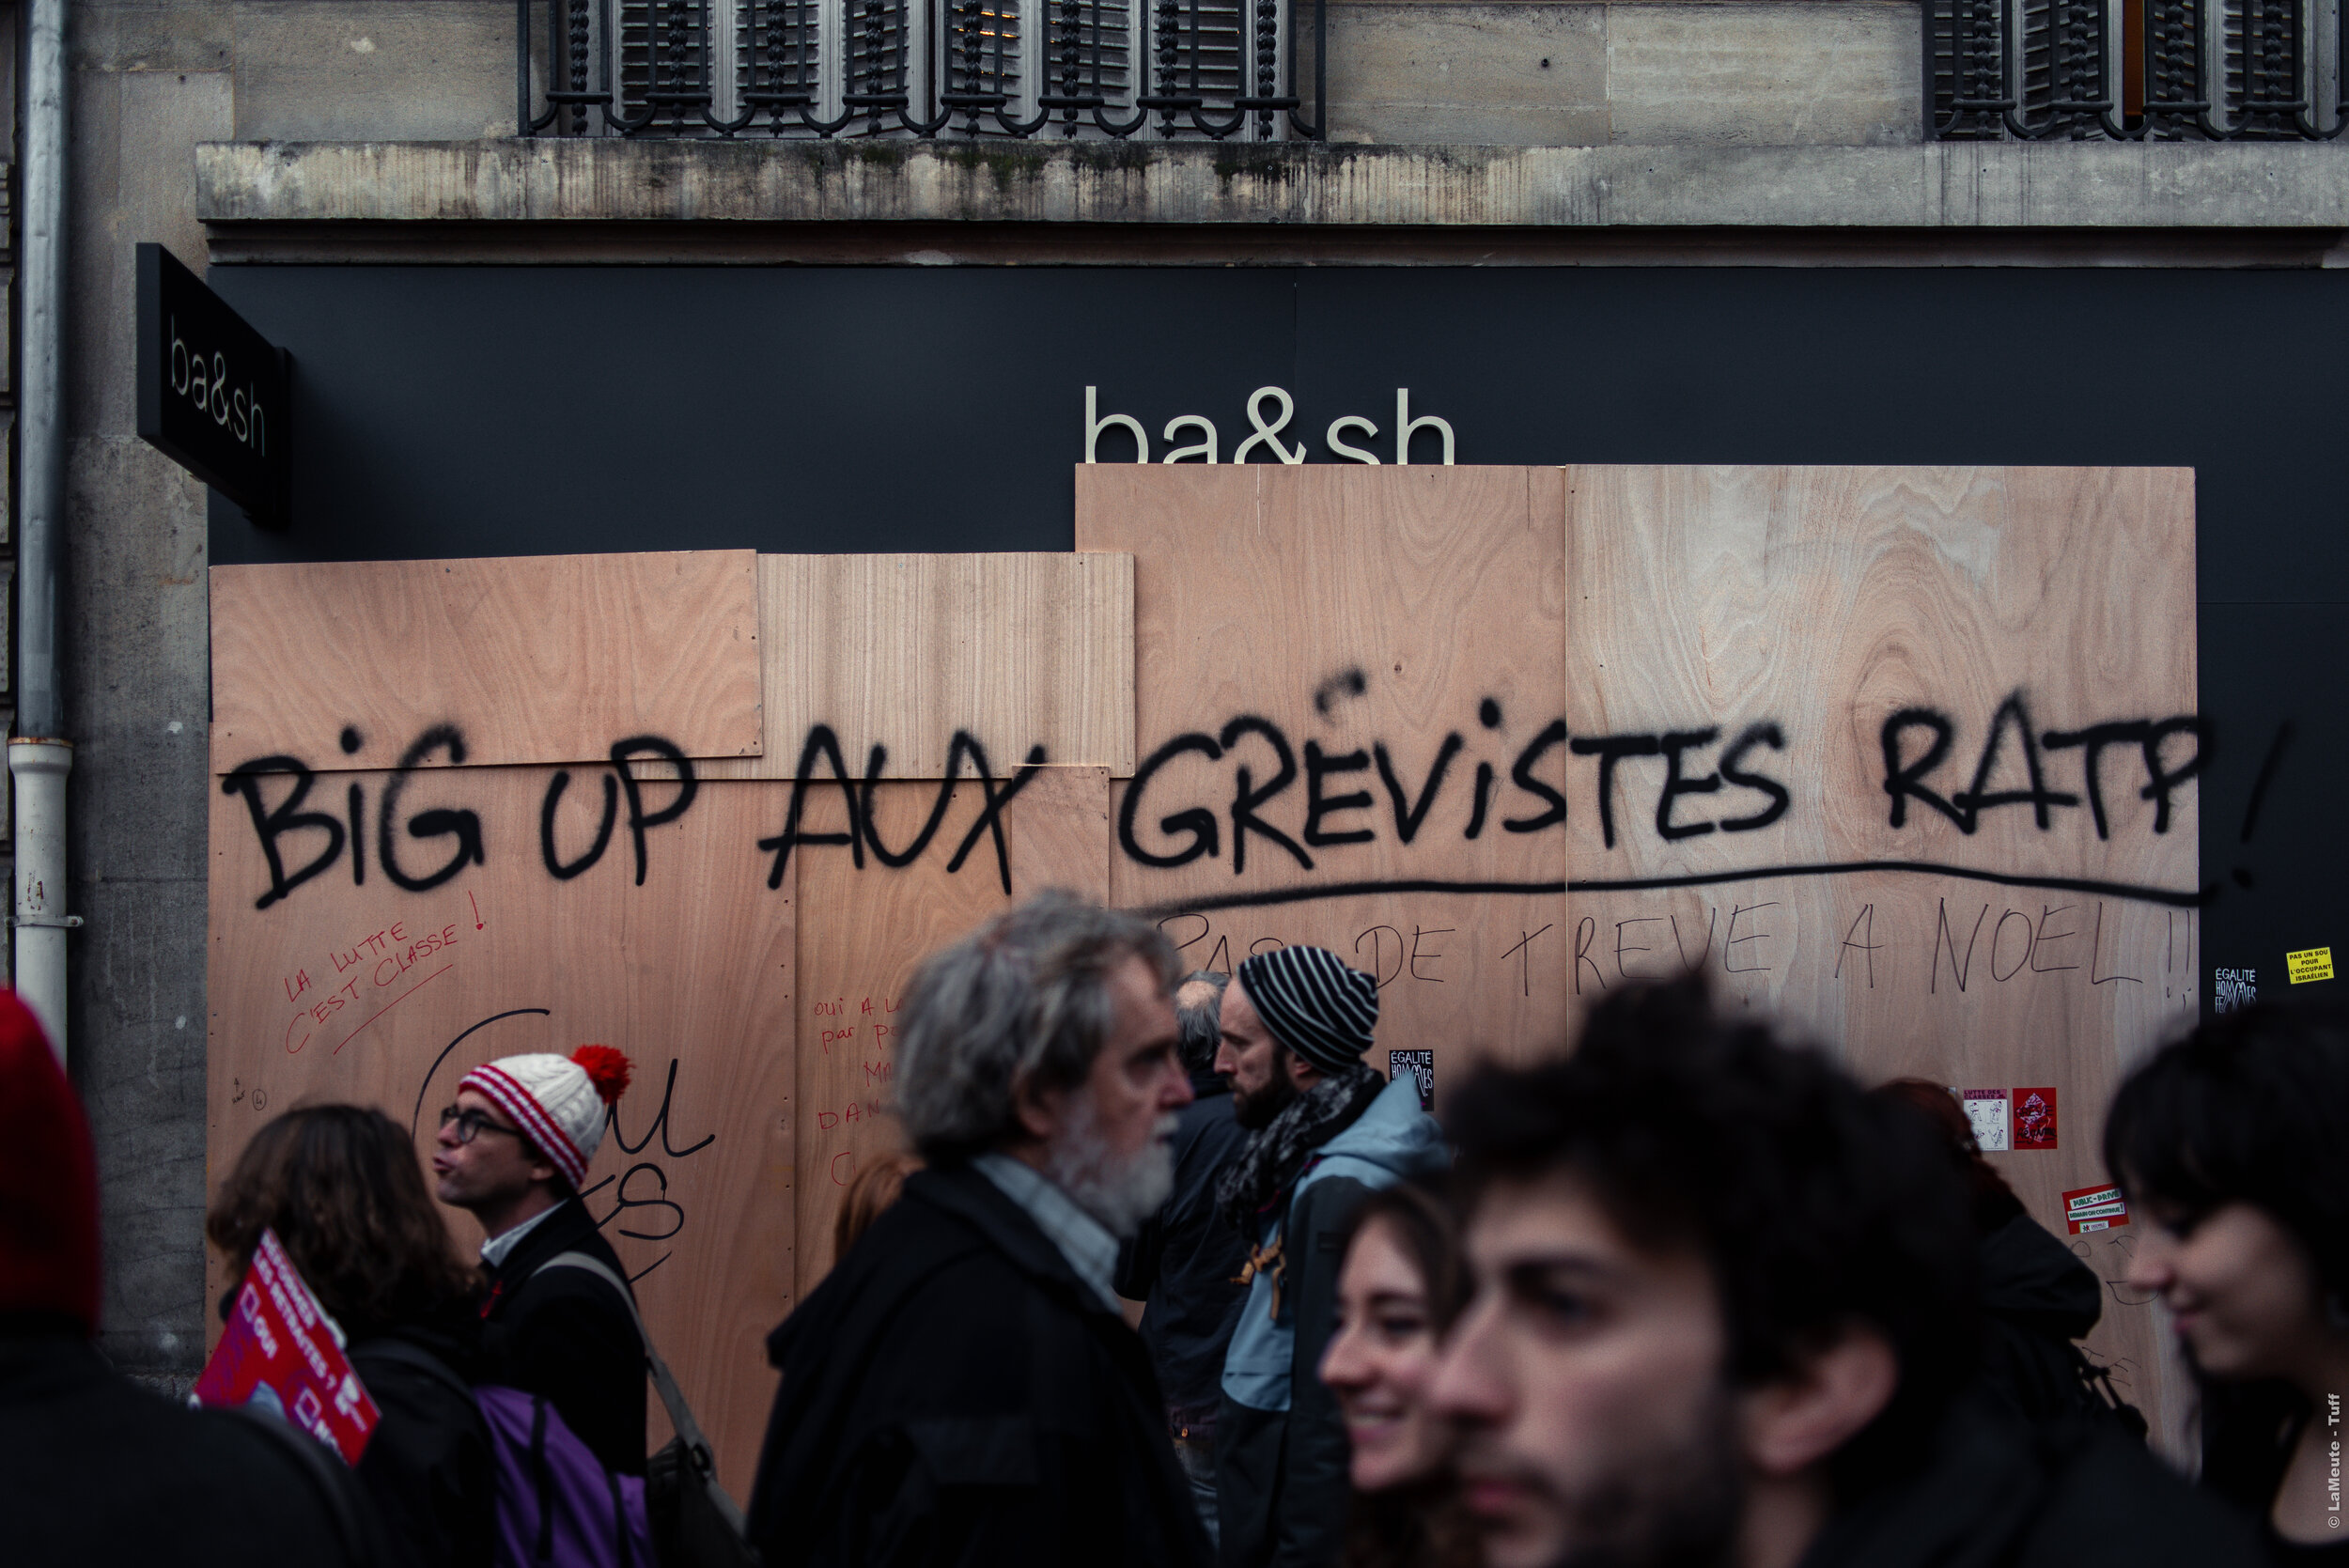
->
[
  {"left": 1319, "top": 1179, "right": 1480, "bottom": 1568},
  {"left": 2106, "top": 1005, "right": 2349, "bottom": 1564},
  {"left": 208, "top": 1103, "right": 494, "bottom": 1568},
  {"left": 832, "top": 1149, "right": 924, "bottom": 1263}
]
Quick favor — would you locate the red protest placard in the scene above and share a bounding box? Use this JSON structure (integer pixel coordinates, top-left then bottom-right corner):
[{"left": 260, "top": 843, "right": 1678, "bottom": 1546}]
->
[
  {"left": 2062, "top": 1183, "right": 2131, "bottom": 1234},
  {"left": 193, "top": 1227, "right": 381, "bottom": 1465},
  {"left": 2012, "top": 1086, "right": 2059, "bottom": 1150}
]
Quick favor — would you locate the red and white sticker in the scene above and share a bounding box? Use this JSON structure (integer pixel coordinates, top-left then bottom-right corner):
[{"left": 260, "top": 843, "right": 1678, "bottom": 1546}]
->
[
  {"left": 2012, "top": 1086, "right": 2059, "bottom": 1150},
  {"left": 2062, "top": 1183, "right": 2130, "bottom": 1234}
]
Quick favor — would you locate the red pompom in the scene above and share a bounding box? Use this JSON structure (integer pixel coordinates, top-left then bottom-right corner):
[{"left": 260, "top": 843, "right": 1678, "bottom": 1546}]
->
[{"left": 571, "top": 1045, "right": 632, "bottom": 1105}]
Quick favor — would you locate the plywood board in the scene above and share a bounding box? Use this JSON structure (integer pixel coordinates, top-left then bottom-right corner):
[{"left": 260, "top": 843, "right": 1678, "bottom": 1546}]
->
[
  {"left": 790, "top": 767, "right": 1112, "bottom": 1295},
  {"left": 698, "top": 552, "right": 1134, "bottom": 782},
  {"left": 202, "top": 467, "right": 2204, "bottom": 1469},
  {"left": 1079, "top": 465, "right": 1571, "bottom": 1077},
  {"left": 207, "top": 767, "right": 793, "bottom": 1501},
  {"left": 1560, "top": 464, "right": 2200, "bottom": 1449},
  {"left": 210, "top": 551, "right": 763, "bottom": 773}
]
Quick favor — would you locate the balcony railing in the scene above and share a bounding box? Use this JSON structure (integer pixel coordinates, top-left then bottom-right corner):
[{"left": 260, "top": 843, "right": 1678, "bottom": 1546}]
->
[
  {"left": 516, "top": 0, "right": 1325, "bottom": 139},
  {"left": 1929, "top": 0, "right": 2347, "bottom": 136}
]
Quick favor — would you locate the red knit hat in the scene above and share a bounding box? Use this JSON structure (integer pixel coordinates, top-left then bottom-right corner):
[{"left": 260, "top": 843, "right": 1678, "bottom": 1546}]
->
[{"left": 0, "top": 989, "right": 101, "bottom": 1333}]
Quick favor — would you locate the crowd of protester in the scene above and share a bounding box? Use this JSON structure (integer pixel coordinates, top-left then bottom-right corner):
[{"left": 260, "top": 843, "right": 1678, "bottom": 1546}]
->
[{"left": 5, "top": 887, "right": 2348, "bottom": 1568}]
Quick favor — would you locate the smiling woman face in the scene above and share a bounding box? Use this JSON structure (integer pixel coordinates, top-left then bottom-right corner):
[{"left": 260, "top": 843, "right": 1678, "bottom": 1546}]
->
[
  {"left": 1321, "top": 1216, "right": 1451, "bottom": 1492},
  {"left": 2124, "top": 1198, "right": 2331, "bottom": 1381}
]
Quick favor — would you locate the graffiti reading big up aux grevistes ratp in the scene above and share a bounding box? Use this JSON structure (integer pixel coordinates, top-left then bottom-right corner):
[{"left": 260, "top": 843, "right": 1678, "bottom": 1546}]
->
[{"left": 226, "top": 675, "right": 2214, "bottom": 920}]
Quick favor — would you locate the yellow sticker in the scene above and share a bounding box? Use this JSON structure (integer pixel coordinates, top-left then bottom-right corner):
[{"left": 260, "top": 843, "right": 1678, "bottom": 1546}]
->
[{"left": 2286, "top": 948, "right": 2335, "bottom": 985}]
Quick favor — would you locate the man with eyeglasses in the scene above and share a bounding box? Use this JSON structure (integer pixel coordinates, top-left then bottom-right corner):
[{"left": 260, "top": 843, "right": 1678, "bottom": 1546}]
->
[{"left": 431, "top": 1045, "right": 645, "bottom": 1476}]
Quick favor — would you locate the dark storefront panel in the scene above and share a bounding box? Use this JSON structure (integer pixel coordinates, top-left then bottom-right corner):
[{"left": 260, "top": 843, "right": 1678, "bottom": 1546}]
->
[{"left": 207, "top": 265, "right": 2348, "bottom": 1010}]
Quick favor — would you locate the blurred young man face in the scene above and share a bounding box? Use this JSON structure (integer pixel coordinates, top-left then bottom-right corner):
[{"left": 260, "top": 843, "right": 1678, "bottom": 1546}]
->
[{"left": 1430, "top": 1172, "right": 1742, "bottom": 1568}]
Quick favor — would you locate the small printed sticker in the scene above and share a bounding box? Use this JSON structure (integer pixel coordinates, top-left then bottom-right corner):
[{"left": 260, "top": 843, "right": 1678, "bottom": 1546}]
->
[
  {"left": 2062, "top": 1183, "right": 2131, "bottom": 1235},
  {"left": 2012, "top": 1087, "right": 2059, "bottom": 1150},
  {"left": 2215, "top": 968, "right": 2257, "bottom": 1013},
  {"left": 1388, "top": 1049, "right": 1435, "bottom": 1112},
  {"left": 1962, "top": 1089, "right": 2010, "bottom": 1153},
  {"left": 2287, "top": 948, "right": 2335, "bottom": 986}
]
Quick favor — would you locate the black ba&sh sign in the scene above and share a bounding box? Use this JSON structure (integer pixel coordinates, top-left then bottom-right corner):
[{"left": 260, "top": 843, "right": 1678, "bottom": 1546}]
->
[{"left": 136, "top": 243, "right": 290, "bottom": 527}]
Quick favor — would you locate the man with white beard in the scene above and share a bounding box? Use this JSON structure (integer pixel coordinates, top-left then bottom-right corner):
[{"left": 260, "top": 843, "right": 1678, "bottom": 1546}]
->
[{"left": 747, "top": 891, "right": 1210, "bottom": 1568}]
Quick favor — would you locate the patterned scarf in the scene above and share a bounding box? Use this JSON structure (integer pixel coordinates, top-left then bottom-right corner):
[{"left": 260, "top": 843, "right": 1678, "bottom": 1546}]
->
[{"left": 1215, "top": 1063, "right": 1387, "bottom": 1236}]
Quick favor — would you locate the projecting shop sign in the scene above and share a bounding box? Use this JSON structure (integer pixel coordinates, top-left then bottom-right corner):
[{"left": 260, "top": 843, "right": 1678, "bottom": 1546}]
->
[{"left": 136, "top": 243, "right": 290, "bottom": 527}]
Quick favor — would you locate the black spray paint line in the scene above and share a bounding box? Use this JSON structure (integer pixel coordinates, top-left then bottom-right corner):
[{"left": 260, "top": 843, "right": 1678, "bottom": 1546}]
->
[
  {"left": 409, "top": 1008, "right": 552, "bottom": 1137},
  {"left": 2238, "top": 722, "right": 2294, "bottom": 844},
  {"left": 1135, "top": 859, "right": 2210, "bottom": 920}
]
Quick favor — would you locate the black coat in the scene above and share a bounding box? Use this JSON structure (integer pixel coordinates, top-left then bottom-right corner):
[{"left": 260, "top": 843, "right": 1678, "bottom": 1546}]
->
[
  {"left": 1800, "top": 1397, "right": 2261, "bottom": 1568},
  {"left": 0, "top": 1327, "right": 373, "bottom": 1567},
  {"left": 1974, "top": 1212, "right": 2111, "bottom": 1430},
  {"left": 1115, "top": 1070, "right": 1254, "bottom": 1426},
  {"left": 350, "top": 1308, "right": 497, "bottom": 1568},
  {"left": 478, "top": 1196, "right": 647, "bottom": 1476},
  {"left": 2195, "top": 1382, "right": 2349, "bottom": 1565},
  {"left": 748, "top": 1161, "right": 1213, "bottom": 1568},
  {"left": 1215, "top": 1173, "right": 1373, "bottom": 1568}
]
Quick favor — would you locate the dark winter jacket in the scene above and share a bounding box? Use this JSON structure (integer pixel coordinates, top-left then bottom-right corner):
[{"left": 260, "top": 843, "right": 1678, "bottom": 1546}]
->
[
  {"left": 477, "top": 1197, "right": 646, "bottom": 1477},
  {"left": 1798, "top": 1395, "right": 2261, "bottom": 1568},
  {"left": 0, "top": 1325, "right": 376, "bottom": 1567},
  {"left": 1115, "top": 1069, "right": 1254, "bottom": 1428},
  {"left": 1974, "top": 1211, "right": 2111, "bottom": 1429},
  {"left": 350, "top": 1307, "right": 497, "bottom": 1568},
  {"left": 2196, "top": 1382, "right": 2349, "bottom": 1565},
  {"left": 1217, "top": 1077, "right": 1447, "bottom": 1568},
  {"left": 747, "top": 1161, "right": 1212, "bottom": 1568}
]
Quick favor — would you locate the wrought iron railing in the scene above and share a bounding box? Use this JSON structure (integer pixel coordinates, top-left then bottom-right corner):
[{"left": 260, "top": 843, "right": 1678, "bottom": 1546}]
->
[
  {"left": 1930, "top": 0, "right": 2347, "bottom": 136},
  {"left": 517, "top": 0, "right": 1325, "bottom": 138}
]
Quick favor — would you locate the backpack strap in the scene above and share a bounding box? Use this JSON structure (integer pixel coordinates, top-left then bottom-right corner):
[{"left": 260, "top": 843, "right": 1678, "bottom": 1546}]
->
[
  {"left": 532, "top": 1251, "right": 750, "bottom": 1536},
  {"left": 529, "top": 1392, "right": 557, "bottom": 1568},
  {"left": 2067, "top": 1340, "right": 2151, "bottom": 1440}
]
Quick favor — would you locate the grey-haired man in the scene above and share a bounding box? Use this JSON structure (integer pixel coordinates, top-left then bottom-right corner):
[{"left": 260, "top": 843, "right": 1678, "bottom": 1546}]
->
[{"left": 747, "top": 891, "right": 1211, "bottom": 1568}]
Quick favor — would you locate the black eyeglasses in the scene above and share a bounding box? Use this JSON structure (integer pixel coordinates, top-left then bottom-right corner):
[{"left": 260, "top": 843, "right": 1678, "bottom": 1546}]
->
[{"left": 438, "top": 1106, "right": 526, "bottom": 1145}]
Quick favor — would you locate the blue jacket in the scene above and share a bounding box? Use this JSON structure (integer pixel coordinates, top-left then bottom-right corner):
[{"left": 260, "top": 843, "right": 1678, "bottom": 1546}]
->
[
  {"left": 1221, "top": 1075, "right": 1446, "bottom": 1413},
  {"left": 1214, "top": 1075, "right": 1446, "bottom": 1568}
]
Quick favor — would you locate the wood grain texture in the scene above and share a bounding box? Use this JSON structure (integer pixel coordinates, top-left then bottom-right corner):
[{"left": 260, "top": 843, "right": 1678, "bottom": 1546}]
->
[
  {"left": 789, "top": 767, "right": 1112, "bottom": 1295},
  {"left": 696, "top": 553, "right": 1135, "bottom": 782},
  {"left": 210, "top": 551, "right": 762, "bottom": 773},
  {"left": 202, "top": 467, "right": 2203, "bottom": 1470},
  {"left": 1081, "top": 464, "right": 1572, "bottom": 1076},
  {"left": 207, "top": 768, "right": 794, "bottom": 1501},
  {"left": 1561, "top": 464, "right": 2200, "bottom": 1451}
]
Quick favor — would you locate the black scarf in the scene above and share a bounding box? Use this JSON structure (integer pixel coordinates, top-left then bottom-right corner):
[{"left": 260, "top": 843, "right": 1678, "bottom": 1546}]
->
[{"left": 1216, "top": 1063, "right": 1387, "bottom": 1235}]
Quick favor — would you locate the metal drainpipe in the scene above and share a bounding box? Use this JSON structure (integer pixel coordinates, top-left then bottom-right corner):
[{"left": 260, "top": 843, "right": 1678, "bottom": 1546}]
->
[
  {"left": 13, "top": 0, "right": 74, "bottom": 1062},
  {"left": 11, "top": 741, "right": 75, "bottom": 1057}
]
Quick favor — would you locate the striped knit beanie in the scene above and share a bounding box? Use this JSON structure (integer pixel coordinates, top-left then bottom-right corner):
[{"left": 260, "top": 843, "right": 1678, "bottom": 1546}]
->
[
  {"left": 459, "top": 1047, "right": 632, "bottom": 1189},
  {"left": 1236, "top": 947, "right": 1379, "bottom": 1074}
]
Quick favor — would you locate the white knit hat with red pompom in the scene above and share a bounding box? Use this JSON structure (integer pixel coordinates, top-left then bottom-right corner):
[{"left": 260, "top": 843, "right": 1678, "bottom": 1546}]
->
[{"left": 459, "top": 1046, "right": 632, "bottom": 1189}]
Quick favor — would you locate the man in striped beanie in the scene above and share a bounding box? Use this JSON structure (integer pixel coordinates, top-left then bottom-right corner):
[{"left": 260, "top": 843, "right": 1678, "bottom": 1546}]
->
[
  {"left": 1211, "top": 947, "right": 1445, "bottom": 1568},
  {"left": 432, "top": 1044, "right": 646, "bottom": 1476}
]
